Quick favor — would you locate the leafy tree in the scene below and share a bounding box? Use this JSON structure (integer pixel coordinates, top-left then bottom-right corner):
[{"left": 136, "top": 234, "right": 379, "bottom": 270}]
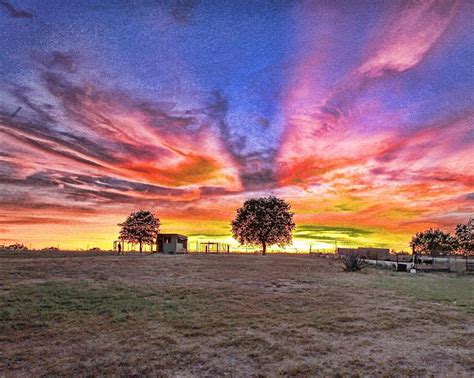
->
[
  {"left": 118, "top": 210, "right": 160, "bottom": 253},
  {"left": 455, "top": 218, "right": 473, "bottom": 255},
  {"left": 409, "top": 228, "right": 457, "bottom": 257},
  {"left": 231, "top": 195, "right": 295, "bottom": 255}
]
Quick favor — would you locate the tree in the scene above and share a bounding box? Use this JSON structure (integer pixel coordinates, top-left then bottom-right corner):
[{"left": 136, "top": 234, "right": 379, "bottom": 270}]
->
[
  {"left": 231, "top": 195, "right": 295, "bottom": 255},
  {"left": 455, "top": 218, "right": 473, "bottom": 255},
  {"left": 118, "top": 210, "right": 160, "bottom": 253},
  {"left": 409, "top": 228, "right": 457, "bottom": 257}
]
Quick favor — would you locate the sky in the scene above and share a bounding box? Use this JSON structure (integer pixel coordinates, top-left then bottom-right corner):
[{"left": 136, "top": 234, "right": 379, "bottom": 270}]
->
[{"left": 0, "top": 0, "right": 473, "bottom": 251}]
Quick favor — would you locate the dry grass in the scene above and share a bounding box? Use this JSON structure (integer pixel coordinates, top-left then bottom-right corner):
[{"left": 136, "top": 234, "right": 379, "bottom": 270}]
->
[{"left": 0, "top": 251, "right": 473, "bottom": 376}]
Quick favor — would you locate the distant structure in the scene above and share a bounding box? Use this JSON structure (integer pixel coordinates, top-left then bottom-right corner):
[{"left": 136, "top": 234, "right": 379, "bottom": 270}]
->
[
  {"left": 156, "top": 234, "right": 188, "bottom": 254},
  {"left": 197, "top": 241, "right": 230, "bottom": 254},
  {"left": 113, "top": 233, "right": 188, "bottom": 254},
  {"left": 113, "top": 240, "right": 125, "bottom": 252},
  {"left": 337, "top": 247, "right": 390, "bottom": 260}
]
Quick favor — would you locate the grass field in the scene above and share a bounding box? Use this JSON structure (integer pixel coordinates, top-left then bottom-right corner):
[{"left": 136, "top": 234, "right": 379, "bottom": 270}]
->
[{"left": 0, "top": 251, "right": 473, "bottom": 376}]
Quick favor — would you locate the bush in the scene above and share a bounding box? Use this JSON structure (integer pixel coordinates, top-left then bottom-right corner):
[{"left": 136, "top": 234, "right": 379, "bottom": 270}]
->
[
  {"left": 341, "top": 254, "right": 365, "bottom": 272},
  {"left": 5, "top": 243, "right": 28, "bottom": 251},
  {"left": 41, "top": 247, "right": 59, "bottom": 251}
]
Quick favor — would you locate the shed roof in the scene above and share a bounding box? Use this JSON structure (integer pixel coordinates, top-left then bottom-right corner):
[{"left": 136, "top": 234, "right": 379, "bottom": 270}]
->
[{"left": 157, "top": 233, "right": 188, "bottom": 239}]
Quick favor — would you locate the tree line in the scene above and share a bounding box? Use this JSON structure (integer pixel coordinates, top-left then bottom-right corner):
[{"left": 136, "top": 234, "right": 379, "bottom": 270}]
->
[
  {"left": 118, "top": 195, "right": 295, "bottom": 254},
  {"left": 118, "top": 196, "right": 472, "bottom": 256},
  {"left": 409, "top": 218, "right": 473, "bottom": 256}
]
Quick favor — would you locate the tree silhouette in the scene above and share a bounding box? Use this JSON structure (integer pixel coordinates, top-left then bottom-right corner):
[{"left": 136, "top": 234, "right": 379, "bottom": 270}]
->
[
  {"left": 118, "top": 210, "right": 160, "bottom": 253},
  {"left": 410, "top": 228, "right": 457, "bottom": 257},
  {"left": 5, "top": 243, "right": 27, "bottom": 251},
  {"left": 455, "top": 218, "right": 473, "bottom": 255},
  {"left": 231, "top": 195, "right": 295, "bottom": 255}
]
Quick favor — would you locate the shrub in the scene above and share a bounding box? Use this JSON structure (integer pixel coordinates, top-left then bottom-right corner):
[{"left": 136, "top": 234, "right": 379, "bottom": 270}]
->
[
  {"left": 5, "top": 243, "right": 28, "bottom": 251},
  {"left": 341, "top": 254, "right": 365, "bottom": 272}
]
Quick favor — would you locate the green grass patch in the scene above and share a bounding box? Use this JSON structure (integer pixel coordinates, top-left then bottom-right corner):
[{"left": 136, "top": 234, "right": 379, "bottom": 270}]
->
[
  {"left": 369, "top": 273, "right": 474, "bottom": 313},
  {"left": 0, "top": 281, "right": 256, "bottom": 334},
  {"left": 0, "top": 281, "right": 160, "bottom": 330}
]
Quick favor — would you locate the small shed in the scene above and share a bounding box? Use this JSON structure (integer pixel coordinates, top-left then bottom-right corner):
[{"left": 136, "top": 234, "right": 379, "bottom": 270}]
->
[{"left": 157, "top": 234, "right": 188, "bottom": 254}]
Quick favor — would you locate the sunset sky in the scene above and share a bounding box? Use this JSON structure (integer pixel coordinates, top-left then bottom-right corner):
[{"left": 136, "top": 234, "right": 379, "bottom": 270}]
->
[{"left": 1, "top": 0, "right": 473, "bottom": 251}]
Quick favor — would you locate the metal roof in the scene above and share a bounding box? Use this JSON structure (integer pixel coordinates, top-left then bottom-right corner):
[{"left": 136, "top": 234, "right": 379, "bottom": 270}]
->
[{"left": 157, "top": 233, "right": 188, "bottom": 239}]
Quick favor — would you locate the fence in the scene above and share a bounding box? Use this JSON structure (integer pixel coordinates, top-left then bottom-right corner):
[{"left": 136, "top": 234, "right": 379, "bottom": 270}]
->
[
  {"left": 413, "top": 255, "right": 472, "bottom": 273},
  {"left": 193, "top": 241, "right": 230, "bottom": 254},
  {"left": 466, "top": 256, "right": 474, "bottom": 272}
]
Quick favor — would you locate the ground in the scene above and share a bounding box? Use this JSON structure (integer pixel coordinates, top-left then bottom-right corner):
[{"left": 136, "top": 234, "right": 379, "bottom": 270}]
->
[{"left": 0, "top": 251, "right": 473, "bottom": 376}]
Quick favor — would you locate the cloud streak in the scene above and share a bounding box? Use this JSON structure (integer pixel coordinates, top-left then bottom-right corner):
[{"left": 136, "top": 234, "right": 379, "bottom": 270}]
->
[{"left": 0, "top": 0, "right": 33, "bottom": 18}]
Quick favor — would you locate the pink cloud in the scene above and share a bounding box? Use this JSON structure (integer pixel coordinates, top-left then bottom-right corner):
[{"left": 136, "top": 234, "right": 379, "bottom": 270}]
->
[{"left": 358, "top": 1, "right": 460, "bottom": 77}]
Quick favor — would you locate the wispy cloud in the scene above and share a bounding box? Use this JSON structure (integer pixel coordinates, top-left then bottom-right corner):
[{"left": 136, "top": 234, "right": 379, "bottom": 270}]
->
[{"left": 0, "top": 0, "right": 33, "bottom": 18}]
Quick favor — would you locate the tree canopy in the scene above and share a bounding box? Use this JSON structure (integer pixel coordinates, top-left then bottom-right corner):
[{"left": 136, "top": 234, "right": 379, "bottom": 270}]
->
[
  {"left": 231, "top": 195, "right": 295, "bottom": 255},
  {"left": 455, "top": 218, "right": 473, "bottom": 255},
  {"left": 118, "top": 210, "right": 160, "bottom": 252},
  {"left": 409, "top": 228, "right": 457, "bottom": 256}
]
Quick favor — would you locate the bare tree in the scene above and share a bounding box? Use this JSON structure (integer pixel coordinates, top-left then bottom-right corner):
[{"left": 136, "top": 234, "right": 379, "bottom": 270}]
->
[{"left": 231, "top": 195, "right": 295, "bottom": 255}]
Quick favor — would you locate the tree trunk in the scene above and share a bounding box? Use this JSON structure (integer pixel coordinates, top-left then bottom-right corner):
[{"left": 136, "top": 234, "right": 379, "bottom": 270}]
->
[
  {"left": 262, "top": 241, "right": 266, "bottom": 256},
  {"left": 139, "top": 242, "right": 142, "bottom": 253}
]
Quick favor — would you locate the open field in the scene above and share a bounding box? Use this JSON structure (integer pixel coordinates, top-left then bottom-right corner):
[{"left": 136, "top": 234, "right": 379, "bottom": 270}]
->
[{"left": 0, "top": 251, "right": 473, "bottom": 376}]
